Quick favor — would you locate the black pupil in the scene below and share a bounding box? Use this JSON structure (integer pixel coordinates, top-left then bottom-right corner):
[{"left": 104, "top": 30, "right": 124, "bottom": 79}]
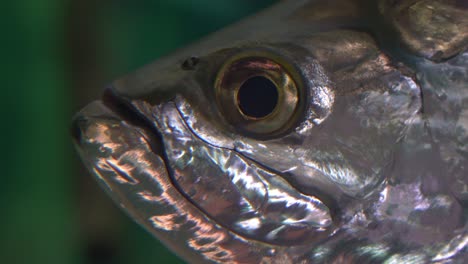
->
[{"left": 237, "top": 76, "right": 278, "bottom": 118}]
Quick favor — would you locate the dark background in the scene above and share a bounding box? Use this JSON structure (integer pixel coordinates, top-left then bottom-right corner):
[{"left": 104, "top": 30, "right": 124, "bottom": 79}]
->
[{"left": 2, "top": 1, "right": 276, "bottom": 263}]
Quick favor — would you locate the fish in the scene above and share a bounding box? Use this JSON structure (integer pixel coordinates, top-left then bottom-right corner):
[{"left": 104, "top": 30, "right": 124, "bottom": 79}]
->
[{"left": 72, "top": 0, "right": 468, "bottom": 263}]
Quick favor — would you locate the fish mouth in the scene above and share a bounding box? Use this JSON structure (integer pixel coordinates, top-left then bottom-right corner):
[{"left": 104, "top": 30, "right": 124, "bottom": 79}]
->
[
  {"left": 73, "top": 93, "right": 256, "bottom": 263},
  {"left": 73, "top": 87, "right": 334, "bottom": 261}
]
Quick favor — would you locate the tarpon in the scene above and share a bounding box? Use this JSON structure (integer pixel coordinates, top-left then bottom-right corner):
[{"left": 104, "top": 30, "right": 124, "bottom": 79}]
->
[{"left": 72, "top": 0, "right": 468, "bottom": 263}]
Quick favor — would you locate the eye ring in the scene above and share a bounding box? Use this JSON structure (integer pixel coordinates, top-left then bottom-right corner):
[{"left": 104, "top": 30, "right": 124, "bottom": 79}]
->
[{"left": 214, "top": 51, "right": 302, "bottom": 137}]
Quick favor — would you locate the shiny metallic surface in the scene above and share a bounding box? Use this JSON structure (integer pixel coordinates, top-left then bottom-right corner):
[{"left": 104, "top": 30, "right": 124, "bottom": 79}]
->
[{"left": 73, "top": 0, "right": 467, "bottom": 263}]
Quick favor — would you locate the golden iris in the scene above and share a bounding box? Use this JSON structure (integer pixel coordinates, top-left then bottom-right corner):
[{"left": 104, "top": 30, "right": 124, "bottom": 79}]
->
[{"left": 215, "top": 51, "right": 302, "bottom": 137}]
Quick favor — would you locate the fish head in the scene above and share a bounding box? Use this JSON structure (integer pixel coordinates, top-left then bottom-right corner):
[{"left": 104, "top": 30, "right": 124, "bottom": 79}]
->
[{"left": 72, "top": 0, "right": 467, "bottom": 263}]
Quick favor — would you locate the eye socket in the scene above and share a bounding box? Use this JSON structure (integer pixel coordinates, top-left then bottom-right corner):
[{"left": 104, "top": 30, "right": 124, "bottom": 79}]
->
[{"left": 215, "top": 53, "right": 302, "bottom": 137}]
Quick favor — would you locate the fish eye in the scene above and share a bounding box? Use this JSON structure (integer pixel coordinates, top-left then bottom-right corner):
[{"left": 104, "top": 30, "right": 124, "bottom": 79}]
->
[
  {"left": 215, "top": 53, "right": 302, "bottom": 137},
  {"left": 237, "top": 75, "right": 278, "bottom": 119}
]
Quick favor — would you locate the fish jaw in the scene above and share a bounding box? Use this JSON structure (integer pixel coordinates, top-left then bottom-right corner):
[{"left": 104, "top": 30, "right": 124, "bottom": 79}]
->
[
  {"left": 72, "top": 98, "right": 335, "bottom": 263},
  {"left": 72, "top": 101, "right": 265, "bottom": 263}
]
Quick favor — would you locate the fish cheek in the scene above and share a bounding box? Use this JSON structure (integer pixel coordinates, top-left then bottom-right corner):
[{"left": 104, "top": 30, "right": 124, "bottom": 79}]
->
[
  {"left": 315, "top": 63, "right": 422, "bottom": 197},
  {"left": 147, "top": 101, "right": 334, "bottom": 245}
]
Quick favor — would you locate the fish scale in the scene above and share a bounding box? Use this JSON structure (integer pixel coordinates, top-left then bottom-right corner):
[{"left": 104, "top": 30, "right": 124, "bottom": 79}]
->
[{"left": 73, "top": 0, "right": 467, "bottom": 263}]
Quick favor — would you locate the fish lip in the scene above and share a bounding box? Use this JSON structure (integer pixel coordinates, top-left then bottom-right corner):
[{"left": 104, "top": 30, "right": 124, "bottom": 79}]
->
[
  {"left": 101, "top": 87, "right": 166, "bottom": 155},
  {"left": 71, "top": 87, "right": 170, "bottom": 193},
  {"left": 72, "top": 87, "right": 166, "bottom": 162}
]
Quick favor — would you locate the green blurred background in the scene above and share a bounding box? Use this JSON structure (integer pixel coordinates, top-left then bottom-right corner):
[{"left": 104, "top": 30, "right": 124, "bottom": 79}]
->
[{"left": 2, "top": 1, "right": 275, "bottom": 263}]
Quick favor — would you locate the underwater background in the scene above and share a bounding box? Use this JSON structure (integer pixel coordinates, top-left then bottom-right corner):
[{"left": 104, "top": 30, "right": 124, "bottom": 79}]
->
[{"left": 2, "top": 1, "right": 275, "bottom": 263}]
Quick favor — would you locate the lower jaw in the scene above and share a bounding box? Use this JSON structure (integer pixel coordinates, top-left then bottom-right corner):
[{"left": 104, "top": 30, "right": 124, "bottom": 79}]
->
[{"left": 73, "top": 100, "right": 291, "bottom": 263}]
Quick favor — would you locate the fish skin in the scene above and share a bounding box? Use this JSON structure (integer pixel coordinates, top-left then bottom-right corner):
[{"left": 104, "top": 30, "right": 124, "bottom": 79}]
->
[{"left": 72, "top": 0, "right": 468, "bottom": 263}]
